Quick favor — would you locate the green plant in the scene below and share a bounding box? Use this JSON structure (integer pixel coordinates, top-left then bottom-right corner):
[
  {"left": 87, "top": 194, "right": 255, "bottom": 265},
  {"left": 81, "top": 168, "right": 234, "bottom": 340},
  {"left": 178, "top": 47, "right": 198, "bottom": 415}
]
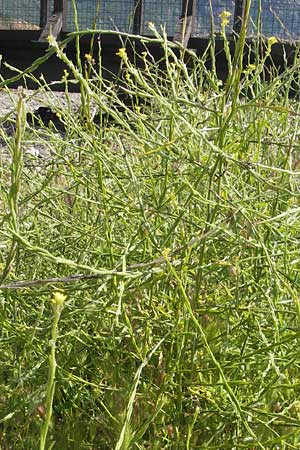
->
[
  {"left": 39, "top": 291, "right": 66, "bottom": 450},
  {"left": 1, "top": 9, "right": 300, "bottom": 449}
]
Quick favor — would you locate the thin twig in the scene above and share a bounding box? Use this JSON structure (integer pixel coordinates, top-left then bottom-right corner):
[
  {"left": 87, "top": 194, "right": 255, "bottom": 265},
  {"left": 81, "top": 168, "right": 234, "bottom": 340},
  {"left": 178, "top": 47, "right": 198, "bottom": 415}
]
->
[{"left": 0, "top": 228, "right": 220, "bottom": 290}]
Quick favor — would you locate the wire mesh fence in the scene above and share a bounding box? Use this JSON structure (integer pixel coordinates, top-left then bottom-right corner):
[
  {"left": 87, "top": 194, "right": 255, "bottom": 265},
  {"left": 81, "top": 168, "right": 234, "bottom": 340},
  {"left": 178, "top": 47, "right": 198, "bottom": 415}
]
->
[
  {"left": 193, "top": 0, "right": 235, "bottom": 36},
  {"left": 249, "top": 0, "right": 300, "bottom": 39},
  {"left": 1, "top": 0, "right": 300, "bottom": 40},
  {"left": 141, "top": 0, "right": 181, "bottom": 34},
  {"left": 0, "top": 0, "right": 40, "bottom": 29},
  {"left": 65, "top": 0, "right": 136, "bottom": 32},
  {"left": 0, "top": 0, "right": 57, "bottom": 30}
]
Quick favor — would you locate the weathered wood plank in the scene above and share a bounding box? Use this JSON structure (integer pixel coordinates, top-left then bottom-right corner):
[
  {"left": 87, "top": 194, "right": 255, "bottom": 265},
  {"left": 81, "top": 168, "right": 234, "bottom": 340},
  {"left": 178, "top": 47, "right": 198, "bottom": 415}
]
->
[
  {"left": 38, "top": 11, "right": 63, "bottom": 42},
  {"left": 174, "top": 0, "right": 195, "bottom": 48}
]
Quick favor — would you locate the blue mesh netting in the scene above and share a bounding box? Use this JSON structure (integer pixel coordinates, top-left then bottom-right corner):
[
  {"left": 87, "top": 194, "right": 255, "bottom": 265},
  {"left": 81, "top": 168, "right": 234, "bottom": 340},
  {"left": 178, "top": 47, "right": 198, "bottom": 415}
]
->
[
  {"left": 65, "top": 0, "right": 136, "bottom": 31},
  {"left": 141, "top": 0, "right": 181, "bottom": 34},
  {"left": 249, "top": 0, "right": 300, "bottom": 39},
  {"left": 0, "top": 0, "right": 40, "bottom": 29},
  {"left": 1, "top": 1, "right": 300, "bottom": 40},
  {"left": 193, "top": 0, "right": 235, "bottom": 36}
]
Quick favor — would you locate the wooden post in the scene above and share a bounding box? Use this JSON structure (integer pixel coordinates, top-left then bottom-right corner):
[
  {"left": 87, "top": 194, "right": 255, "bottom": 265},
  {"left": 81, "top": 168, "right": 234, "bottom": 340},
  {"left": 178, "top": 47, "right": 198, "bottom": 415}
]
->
[
  {"left": 38, "top": 0, "right": 66, "bottom": 41},
  {"left": 62, "top": 0, "right": 68, "bottom": 32},
  {"left": 40, "top": 0, "right": 49, "bottom": 28},
  {"left": 133, "top": 0, "right": 143, "bottom": 34},
  {"left": 181, "top": 0, "right": 194, "bottom": 18},
  {"left": 233, "top": 0, "right": 246, "bottom": 35},
  {"left": 174, "top": 0, "right": 195, "bottom": 47},
  {"left": 53, "top": 0, "right": 63, "bottom": 12}
]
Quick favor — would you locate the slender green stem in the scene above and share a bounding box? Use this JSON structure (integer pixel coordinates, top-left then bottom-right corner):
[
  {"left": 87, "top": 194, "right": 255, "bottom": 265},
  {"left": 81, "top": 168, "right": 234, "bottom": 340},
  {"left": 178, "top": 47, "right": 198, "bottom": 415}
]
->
[{"left": 39, "top": 293, "right": 65, "bottom": 450}]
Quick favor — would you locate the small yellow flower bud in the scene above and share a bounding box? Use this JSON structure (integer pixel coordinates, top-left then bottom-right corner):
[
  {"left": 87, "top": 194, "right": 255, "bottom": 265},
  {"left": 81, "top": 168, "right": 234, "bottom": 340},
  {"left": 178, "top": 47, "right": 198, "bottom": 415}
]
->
[
  {"left": 148, "top": 22, "right": 155, "bottom": 30},
  {"left": 116, "top": 47, "right": 128, "bottom": 62},
  {"left": 52, "top": 291, "right": 66, "bottom": 307},
  {"left": 268, "top": 36, "right": 278, "bottom": 48},
  {"left": 246, "top": 64, "right": 256, "bottom": 72},
  {"left": 220, "top": 11, "right": 231, "bottom": 27},
  {"left": 47, "top": 34, "right": 57, "bottom": 47},
  {"left": 162, "top": 248, "right": 171, "bottom": 259},
  {"left": 267, "top": 36, "right": 278, "bottom": 54}
]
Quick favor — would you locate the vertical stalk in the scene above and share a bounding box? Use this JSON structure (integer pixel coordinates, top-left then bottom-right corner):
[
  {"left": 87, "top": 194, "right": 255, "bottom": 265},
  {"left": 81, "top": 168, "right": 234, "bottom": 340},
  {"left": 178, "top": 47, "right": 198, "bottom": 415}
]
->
[
  {"left": 1, "top": 89, "right": 25, "bottom": 284},
  {"left": 70, "top": 0, "right": 88, "bottom": 119},
  {"left": 227, "top": 0, "right": 252, "bottom": 107},
  {"left": 39, "top": 292, "right": 66, "bottom": 450}
]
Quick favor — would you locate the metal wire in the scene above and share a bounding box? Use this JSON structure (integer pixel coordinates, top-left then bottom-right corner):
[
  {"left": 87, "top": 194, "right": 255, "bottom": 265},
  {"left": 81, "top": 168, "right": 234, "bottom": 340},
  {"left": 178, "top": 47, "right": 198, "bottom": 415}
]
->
[
  {"left": 0, "top": 0, "right": 41, "bottom": 29},
  {"left": 193, "top": 0, "right": 235, "bottom": 36},
  {"left": 65, "top": 0, "right": 136, "bottom": 32},
  {"left": 250, "top": 0, "right": 300, "bottom": 39},
  {"left": 141, "top": 0, "right": 181, "bottom": 34},
  {"left": 1, "top": 1, "right": 300, "bottom": 40}
]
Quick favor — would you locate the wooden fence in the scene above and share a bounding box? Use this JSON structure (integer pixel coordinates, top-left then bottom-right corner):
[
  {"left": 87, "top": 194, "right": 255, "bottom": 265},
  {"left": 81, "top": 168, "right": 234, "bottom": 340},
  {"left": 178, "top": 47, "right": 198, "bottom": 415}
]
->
[{"left": 2, "top": 0, "right": 296, "bottom": 44}]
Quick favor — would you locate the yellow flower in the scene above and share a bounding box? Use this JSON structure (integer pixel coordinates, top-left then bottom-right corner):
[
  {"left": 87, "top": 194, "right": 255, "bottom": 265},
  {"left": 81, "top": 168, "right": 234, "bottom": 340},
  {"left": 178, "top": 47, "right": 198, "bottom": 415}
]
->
[
  {"left": 244, "top": 63, "right": 256, "bottom": 74},
  {"left": 63, "top": 69, "right": 69, "bottom": 79},
  {"left": 268, "top": 36, "right": 278, "bottom": 47},
  {"left": 116, "top": 47, "right": 128, "bottom": 62},
  {"left": 125, "top": 72, "right": 131, "bottom": 82},
  {"left": 162, "top": 248, "right": 171, "bottom": 259},
  {"left": 148, "top": 21, "right": 155, "bottom": 30},
  {"left": 52, "top": 291, "right": 67, "bottom": 307},
  {"left": 47, "top": 34, "right": 57, "bottom": 47},
  {"left": 267, "top": 36, "right": 278, "bottom": 54},
  {"left": 85, "top": 53, "right": 92, "bottom": 62},
  {"left": 247, "top": 64, "right": 256, "bottom": 71},
  {"left": 220, "top": 11, "right": 231, "bottom": 27}
]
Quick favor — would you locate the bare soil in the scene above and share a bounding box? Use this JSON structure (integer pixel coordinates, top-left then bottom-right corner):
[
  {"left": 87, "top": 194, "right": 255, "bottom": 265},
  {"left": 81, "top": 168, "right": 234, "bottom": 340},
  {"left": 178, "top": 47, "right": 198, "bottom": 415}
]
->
[{"left": 0, "top": 88, "right": 82, "bottom": 164}]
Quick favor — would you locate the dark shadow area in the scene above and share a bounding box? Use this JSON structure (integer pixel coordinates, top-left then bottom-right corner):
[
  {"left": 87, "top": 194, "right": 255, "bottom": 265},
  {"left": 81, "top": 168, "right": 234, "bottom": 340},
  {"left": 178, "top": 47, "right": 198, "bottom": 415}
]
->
[{"left": 0, "top": 31, "right": 298, "bottom": 92}]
